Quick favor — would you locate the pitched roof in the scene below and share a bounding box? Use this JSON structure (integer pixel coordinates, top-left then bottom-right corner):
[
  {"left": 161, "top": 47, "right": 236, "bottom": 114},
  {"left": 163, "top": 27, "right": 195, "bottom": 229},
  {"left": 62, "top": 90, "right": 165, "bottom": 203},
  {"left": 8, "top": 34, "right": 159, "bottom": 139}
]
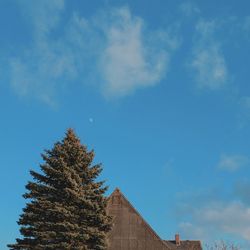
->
[
  {"left": 107, "top": 188, "right": 202, "bottom": 250},
  {"left": 164, "top": 240, "right": 202, "bottom": 250}
]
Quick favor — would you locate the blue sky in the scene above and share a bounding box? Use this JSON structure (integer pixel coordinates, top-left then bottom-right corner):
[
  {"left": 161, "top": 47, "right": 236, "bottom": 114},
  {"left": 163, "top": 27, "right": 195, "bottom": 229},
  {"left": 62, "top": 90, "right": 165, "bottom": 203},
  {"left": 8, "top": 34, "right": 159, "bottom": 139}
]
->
[{"left": 1, "top": 0, "right": 250, "bottom": 249}]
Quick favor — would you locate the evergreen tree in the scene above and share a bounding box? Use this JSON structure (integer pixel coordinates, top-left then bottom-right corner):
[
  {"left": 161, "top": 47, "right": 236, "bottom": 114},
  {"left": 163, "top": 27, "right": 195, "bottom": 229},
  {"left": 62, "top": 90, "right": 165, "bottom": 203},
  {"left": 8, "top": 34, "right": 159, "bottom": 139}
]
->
[{"left": 8, "top": 129, "right": 112, "bottom": 250}]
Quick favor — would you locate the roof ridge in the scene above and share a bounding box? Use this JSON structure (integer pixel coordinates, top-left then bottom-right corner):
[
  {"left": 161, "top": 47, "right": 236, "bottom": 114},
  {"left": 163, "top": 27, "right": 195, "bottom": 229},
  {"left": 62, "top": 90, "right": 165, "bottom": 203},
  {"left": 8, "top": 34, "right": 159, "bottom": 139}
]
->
[{"left": 109, "top": 188, "right": 171, "bottom": 249}]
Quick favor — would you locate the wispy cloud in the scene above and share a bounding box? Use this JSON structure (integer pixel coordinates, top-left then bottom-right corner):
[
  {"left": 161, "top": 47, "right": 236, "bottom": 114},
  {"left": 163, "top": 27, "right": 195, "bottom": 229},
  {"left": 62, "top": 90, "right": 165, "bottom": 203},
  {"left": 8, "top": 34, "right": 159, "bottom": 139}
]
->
[
  {"left": 9, "top": 0, "right": 76, "bottom": 105},
  {"left": 218, "top": 154, "right": 249, "bottom": 172},
  {"left": 190, "top": 20, "right": 228, "bottom": 90},
  {"left": 8, "top": 2, "right": 177, "bottom": 104},
  {"left": 99, "top": 7, "right": 175, "bottom": 98},
  {"left": 176, "top": 188, "right": 250, "bottom": 249},
  {"left": 21, "top": 0, "right": 65, "bottom": 37},
  {"left": 179, "top": 201, "right": 250, "bottom": 245}
]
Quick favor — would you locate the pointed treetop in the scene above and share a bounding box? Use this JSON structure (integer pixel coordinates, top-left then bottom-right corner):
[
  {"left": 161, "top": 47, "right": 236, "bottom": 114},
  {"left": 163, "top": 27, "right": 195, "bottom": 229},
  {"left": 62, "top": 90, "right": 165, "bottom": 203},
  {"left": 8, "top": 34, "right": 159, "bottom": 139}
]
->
[
  {"left": 64, "top": 128, "right": 81, "bottom": 144},
  {"left": 66, "top": 128, "right": 77, "bottom": 138}
]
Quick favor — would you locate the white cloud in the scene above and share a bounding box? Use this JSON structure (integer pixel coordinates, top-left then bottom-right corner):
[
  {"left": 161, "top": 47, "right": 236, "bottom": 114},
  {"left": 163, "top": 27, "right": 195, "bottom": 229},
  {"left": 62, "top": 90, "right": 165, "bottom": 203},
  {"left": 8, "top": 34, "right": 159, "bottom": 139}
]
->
[
  {"left": 179, "top": 222, "right": 205, "bottom": 239},
  {"left": 218, "top": 154, "right": 249, "bottom": 172},
  {"left": 8, "top": 3, "right": 176, "bottom": 103},
  {"left": 179, "top": 201, "right": 250, "bottom": 246},
  {"left": 99, "top": 7, "right": 175, "bottom": 98},
  {"left": 191, "top": 45, "right": 227, "bottom": 90},
  {"left": 9, "top": 0, "right": 77, "bottom": 105},
  {"left": 176, "top": 186, "right": 250, "bottom": 249},
  {"left": 190, "top": 20, "right": 228, "bottom": 90},
  {"left": 21, "top": 0, "right": 65, "bottom": 38}
]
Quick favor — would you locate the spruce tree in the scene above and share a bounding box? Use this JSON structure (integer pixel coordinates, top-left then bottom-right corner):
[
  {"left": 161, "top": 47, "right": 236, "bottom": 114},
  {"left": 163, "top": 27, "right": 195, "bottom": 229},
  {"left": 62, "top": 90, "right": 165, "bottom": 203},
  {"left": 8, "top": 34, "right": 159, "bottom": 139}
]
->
[{"left": 8, "top": 129, "right": 112, "bottom": 250}]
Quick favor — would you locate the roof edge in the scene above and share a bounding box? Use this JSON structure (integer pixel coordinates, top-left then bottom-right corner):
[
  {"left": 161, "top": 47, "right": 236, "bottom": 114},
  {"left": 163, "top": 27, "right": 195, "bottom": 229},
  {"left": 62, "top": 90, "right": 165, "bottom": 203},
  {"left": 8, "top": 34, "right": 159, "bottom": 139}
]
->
[{"left": 108, "top": 188, "right": 171, "bottom": 249}]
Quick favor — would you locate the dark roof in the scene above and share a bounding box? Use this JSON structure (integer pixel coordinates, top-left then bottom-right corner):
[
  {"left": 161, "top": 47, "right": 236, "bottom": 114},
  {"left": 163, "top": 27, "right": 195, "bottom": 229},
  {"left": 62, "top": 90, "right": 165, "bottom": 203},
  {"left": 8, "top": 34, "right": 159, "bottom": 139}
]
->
[
  {"left": 107, "top": 188, "right": 202, "bottom": 250},
  {"left": 164, "top": 240, "right": 202, "bottom": 250}
]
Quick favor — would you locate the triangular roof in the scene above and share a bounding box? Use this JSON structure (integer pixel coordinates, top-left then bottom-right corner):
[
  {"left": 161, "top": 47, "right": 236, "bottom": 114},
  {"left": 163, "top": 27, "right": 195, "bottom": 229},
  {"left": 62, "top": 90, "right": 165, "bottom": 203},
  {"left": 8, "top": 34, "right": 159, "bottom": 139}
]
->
[
  {"left": 107, "top": 188, "right": 171, "bottom": 249},
  {"left": 107, "top": 188, "right": 202, "bottom": 250}
]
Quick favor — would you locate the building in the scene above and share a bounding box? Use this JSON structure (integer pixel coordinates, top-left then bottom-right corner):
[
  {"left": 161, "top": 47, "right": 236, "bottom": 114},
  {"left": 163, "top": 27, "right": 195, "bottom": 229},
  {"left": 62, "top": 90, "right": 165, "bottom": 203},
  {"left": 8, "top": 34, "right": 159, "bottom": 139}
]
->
[{"left": 107, "top": 188, "right": 202, "bottom": 250}]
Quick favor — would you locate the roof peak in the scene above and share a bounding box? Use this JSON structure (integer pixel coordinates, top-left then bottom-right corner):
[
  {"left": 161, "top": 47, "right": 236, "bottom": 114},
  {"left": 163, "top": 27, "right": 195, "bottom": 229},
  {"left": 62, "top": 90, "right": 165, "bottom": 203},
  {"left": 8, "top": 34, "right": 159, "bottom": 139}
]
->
[{"left": 109, "top": 187, "right": 122, "bottom": 198}]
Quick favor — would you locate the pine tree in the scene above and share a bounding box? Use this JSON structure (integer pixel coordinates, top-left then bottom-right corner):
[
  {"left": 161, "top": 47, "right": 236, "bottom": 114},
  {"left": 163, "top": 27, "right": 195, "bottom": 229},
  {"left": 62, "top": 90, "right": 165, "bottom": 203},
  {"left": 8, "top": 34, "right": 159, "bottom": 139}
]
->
[{"left": 8, "top": 129, "right": 112, "bottom": 250}]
